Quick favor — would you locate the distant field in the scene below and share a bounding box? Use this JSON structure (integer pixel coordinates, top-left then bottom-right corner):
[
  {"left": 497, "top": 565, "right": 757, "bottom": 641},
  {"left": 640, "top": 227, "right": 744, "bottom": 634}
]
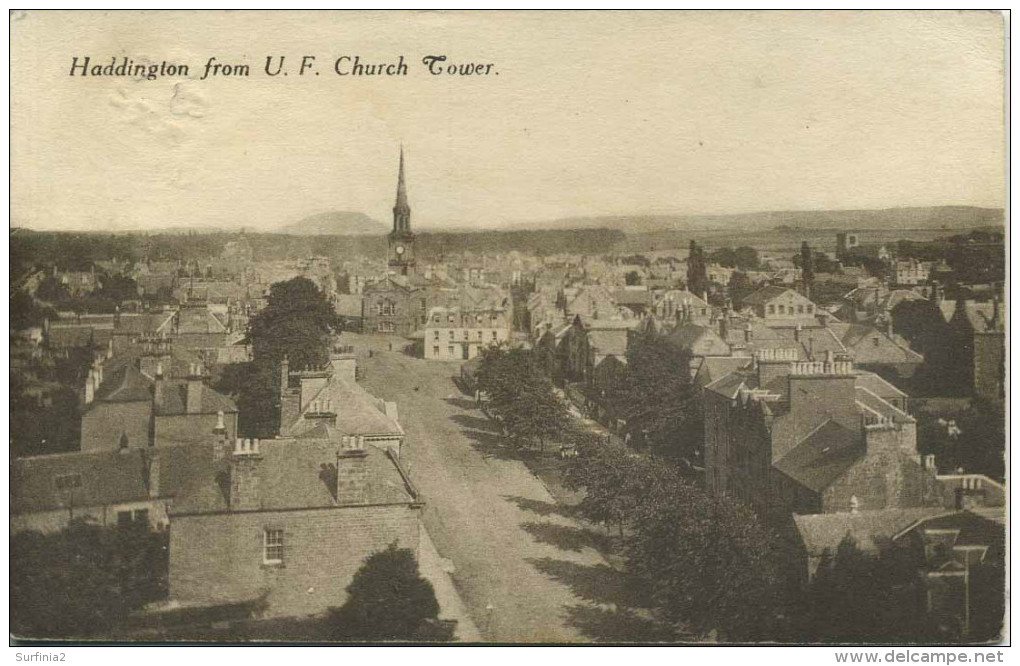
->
[{"left": 614, "top": 227, "right": 975, "bottom": 257}]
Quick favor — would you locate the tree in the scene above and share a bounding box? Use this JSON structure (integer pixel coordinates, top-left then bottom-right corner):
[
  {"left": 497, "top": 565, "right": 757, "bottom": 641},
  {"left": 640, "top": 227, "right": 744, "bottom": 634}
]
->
[
  {"left": 801, "top": 536, "right": 939, "bottom": 643},
  {"left": 10, "top": 291, "right": 56, "bottom": 330},
  {"left": 248, "top": 277, "right": 340, "bottom": 372},
  {"left": 35, "top": 275, "right": 70, "bottom": 303},
  {"left": 686, "top": 241, "right": 708, "bottom": 296},
  {"left": 329, "top": 543, "right": 442, "bottom": 640},
  {"left": 11, "top": 521, "right": 168, "bottom": 639},
  {"left": 238, "top": 277, "right": 341, "bottom": 437},
  {"left": 624, "top": 270, "right": 642, "bottom": 286},
  {"left": 605, "top": 332, "right": 702, "bottom": 464},
  {"left": 475, "top": 344, "right": 569, "bottom": 450},
  {"left": 726, "top": 271, "right": 754, "bottom": 306},
  {"left": 627, "top": 478, "right": 783, "bottom": 640}
]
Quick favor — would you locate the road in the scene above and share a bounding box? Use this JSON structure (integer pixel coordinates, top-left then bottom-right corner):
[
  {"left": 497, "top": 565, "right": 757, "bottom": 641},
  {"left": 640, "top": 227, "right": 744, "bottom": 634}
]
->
[{"left": 356, "top": 336, "right": 664, "bottom": 643}]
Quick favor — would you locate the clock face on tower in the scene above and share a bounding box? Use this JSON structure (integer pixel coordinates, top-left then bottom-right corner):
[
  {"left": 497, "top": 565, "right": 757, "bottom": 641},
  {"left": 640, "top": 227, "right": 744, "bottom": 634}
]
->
[{"left": 396, "top": 245, "right": 405, "bottom": 256}]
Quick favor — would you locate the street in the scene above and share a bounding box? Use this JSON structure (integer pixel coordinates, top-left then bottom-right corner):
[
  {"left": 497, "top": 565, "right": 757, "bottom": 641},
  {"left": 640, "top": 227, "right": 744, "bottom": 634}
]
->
[{"left": 354, "top": 336, "right": 666, "bottom": 643}]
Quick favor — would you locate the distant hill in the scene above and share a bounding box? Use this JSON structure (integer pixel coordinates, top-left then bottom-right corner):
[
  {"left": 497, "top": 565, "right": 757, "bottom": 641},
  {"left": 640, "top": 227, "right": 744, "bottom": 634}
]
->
[
  {"left": 277, "top": 211, "right": 387, "bottom": 236},
  {"left": 530, "top": 206, "right": 1004, "bottom": 234}
]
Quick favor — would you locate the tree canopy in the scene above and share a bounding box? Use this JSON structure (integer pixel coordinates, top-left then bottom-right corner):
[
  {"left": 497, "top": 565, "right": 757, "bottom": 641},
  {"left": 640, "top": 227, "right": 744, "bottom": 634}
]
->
[
  {"left": 248, "top": 277, "right": 340, "bottom": 371},
  {"left": 11, "top": 521, "right": 168, "bottom": 639},
  {"left": 329, "top": 542, "right": 442, "bottom": 640},
  {"left": 604, "top": 332, "right": 702, "bottom": 464}
]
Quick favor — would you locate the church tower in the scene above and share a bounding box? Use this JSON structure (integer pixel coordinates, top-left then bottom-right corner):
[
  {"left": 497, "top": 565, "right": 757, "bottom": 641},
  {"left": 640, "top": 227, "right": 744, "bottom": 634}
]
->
[{"left": 388, "top": 146, "right": 416, "bottom": 276}]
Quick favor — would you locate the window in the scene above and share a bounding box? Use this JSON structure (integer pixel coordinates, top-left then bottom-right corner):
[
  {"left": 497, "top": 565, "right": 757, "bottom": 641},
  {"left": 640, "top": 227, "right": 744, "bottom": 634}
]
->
[
  {"left": 872, "top": 336, "right": 880, "bottom": 347},
  {"left": 767, "top": 305, "right": 775, "bottom": 314},
  {"left": 263, "top": 528, "right": 284, "bottom": 564},
  {"left": 797, "top": 305, "right": 804, "bottom": 314},
  {"left": 449, "top": 330, "right": 455, "bottom": 340},
  {"left": 433, "top": 330, "right": 439, "bottom": 341},
  {"left": 492, "top": 331, "right": 498, "bottom": 341},
  {"left": 700, "top": 308, "right": 706, "bottom": 316},
  {"left": 807, "top": 305, "right": 814, "bottom": 314},
  {"left": 433, "top": 346, "right": 440, "bottom": 357},
  {"left": 117, "top": 508, "right": 149, "bottom": 527},
  {"left": 420, "top": 298, "right": 427, "bottom": 311},
  {"left": 377, "top": 321, "right": 395, "bottom": 333},
  {"left": 448, "top": 346, "right": 455, "bottom": 357},
  {"left": 778, "top": 305, "right": 785, "bottom": 314},
  {"left": 477, "top": 330, "right": 483, "bottom": 340}
]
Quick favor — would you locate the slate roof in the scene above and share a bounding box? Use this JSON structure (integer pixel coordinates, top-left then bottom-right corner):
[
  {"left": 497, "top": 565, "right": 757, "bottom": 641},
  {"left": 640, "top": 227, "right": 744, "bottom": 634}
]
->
[
  {"left": 156, "top": 380, "right": 238, "bottom": 416},
  {"left": 113, "top": 313, "right": 176, "bottom": 335},
  {"left": 94, "top": 363, "right": 155, "bottom": 403},
  {"left": 169, "top": 439, "right": 416, "bottom": 515},
  {"left": 12, "top": 445, "right": 207, "bottom": 514},
  {"left": 855, "top": 371, "right": 907, "bottom": 401},
  {"left": 773, "top": 420, "right": 864, "bottom": 493},
  {"left": 285, "top": 375, "right": 403, "bottom": 438},
  {"left": 855, "top": 387, "right": 914, "bottom": 424},
  {"left": 828, "top": 323, "right": 923, "bottom": 364},
  {"left": 742, "top": 285, "right": 796, "bottom": 306},
  {"left": 587, "top": 329, "right": 629, "bottom": 357},
  {"left": 794, "top": 507, "right": 947, "bottom": 558},
  {"left": 695, "top": 356, "right": 752, "bottom": 387}
]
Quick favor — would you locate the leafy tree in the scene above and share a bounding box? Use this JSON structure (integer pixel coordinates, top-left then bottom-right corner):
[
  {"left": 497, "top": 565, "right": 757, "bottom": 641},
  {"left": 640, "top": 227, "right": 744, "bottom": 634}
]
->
[
  {"left": 707, "top": 246, "right": 759, "bottom": 271},
  {"left": 98, "top": 274, "right": 140, "bottom": 304},
  {"left": 10, "top": 291, "right": 56, "bottom": 330},
  {"left": 624, "top": 270, "right": 642, "bottom": 286},
  {"left": 329, "top": 542, "right": 442, "bottom": 640},
  {"left": 563, "top": 436, "right": 680, "bottom": 537},
  {"left": 802, "top": 536, "right": 939, "bottom": 643},
  {"left": 627, "top": 477, "right": 783, "bottom": 641},
  {"left": 726, "top": 271, "right": 754, "bottom": 306},
  {"left": 35, "top": 275, "right": 70, "bottom": 303},
  {"left": 248, "top": 277, "right": 340, "bottom": 372},
  {"left": 475, "top": 344, "right": 569, "bottom": 450},
  {"left": 605, "top": 332, "right": 701, "bottom": 464},
  {"left": 686, "top": 241, "right": 708, "bottom": 296},
  {"left": 238, "top": 277, "right": 341, "bottom": 437},
  {"left": 11, "top": 521, "right": 168, "bottom": 639}
]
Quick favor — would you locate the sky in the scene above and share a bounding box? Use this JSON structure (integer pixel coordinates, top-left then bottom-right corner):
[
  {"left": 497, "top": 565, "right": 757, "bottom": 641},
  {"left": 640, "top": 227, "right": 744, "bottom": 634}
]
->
[{"left": 10, "top": 10, "right": 1006, "bottom": 232}]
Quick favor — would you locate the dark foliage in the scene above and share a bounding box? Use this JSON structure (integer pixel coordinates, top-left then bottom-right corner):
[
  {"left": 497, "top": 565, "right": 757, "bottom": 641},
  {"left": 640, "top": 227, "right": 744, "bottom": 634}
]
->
[
  {"left": 10, "top": 521, "right": 168, "bottom": 639},
  {"left": 329, "top": 543, "right": 442, "bottom": 641}
]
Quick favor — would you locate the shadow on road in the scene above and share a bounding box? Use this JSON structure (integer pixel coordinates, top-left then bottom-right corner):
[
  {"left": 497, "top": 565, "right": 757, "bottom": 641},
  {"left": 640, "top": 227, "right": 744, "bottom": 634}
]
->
[
  {"left": 502, "top": 495, "right": 575, "bottom": 519},
  {"left": 526, "top": 557, "right": 644, "bottom": 609},
  {"left": 561, "top": 604, "right": 678, "bottom": 643},
  {"left": 460, "top": 428, "right": 528, "bottom": 462},
  {"left": 449, "top": 413, "right": 497, "bottom": 432},
  {"left": 520, "top": 521, "right": 612, "bottom": 554},
  {"left": 444, "top": 396, "right": 478, "bottom": 411}
]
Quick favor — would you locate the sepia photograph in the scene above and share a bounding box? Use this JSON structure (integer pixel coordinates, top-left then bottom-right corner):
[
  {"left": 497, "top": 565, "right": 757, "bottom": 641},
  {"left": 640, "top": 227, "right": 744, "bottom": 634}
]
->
[{"left": 8, "top": 9, "right": 1008, "bottom": 650}]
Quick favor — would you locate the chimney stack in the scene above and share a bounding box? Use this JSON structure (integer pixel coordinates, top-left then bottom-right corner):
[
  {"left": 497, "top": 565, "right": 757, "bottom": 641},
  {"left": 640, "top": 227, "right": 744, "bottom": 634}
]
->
[
  {"left": 146, "top": 456, "right": 160, "bottom": 499},
  {"left": 154, "top": 362, "right": 164, "bottom": 406},
  {"left": 337, "top": 435, "right": 369, "bottom": 505},
  {"left": 229, "top": 438, "right": 262, "bottom": 510},
  {"left": 84, "top": 369, "right": 96, "bottom": 405},
  {"left": 280, "top": 355, "right": 289, "bottom": 394},
  {"left": 213, "top": 410, "right": 229, "bottom": 460},
  {"left": 186, "top": 362, "right": 203, "bottom": 414}
]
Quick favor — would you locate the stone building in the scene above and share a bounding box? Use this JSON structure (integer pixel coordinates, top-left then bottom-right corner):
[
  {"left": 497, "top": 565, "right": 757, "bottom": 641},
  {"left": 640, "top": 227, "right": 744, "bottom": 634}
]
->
[
  {"left": 423, "top": 306, "right": 511, "bottom": 361},
  {"left": 168, "top": 433, "right": 422, "bottom": 618},
  {"left": 703, "top": 350, "right": 945, "bottom": 525}
]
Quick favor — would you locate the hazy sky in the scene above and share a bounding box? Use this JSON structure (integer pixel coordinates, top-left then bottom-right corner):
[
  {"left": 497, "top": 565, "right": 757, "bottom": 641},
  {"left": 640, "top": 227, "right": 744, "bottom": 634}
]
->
[{"left": 11, "top": 10, "right": 1005, "bottom": 232}]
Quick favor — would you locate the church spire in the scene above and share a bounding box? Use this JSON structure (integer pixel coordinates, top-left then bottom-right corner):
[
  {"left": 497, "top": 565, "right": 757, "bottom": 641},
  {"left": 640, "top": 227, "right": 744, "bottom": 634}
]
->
[{"left": 393, "top": 145, "right": 410, "bottom": 231}]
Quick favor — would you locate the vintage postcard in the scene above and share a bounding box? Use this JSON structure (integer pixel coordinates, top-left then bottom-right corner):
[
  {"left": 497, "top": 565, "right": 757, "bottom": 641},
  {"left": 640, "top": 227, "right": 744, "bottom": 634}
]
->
[{"left": 9, "top": 10, "right": 1007, "bottom": 648}]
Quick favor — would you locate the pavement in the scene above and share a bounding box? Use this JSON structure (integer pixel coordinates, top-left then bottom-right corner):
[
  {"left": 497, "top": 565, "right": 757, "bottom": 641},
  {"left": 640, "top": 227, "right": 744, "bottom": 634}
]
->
[{"left": 352, "top": 335, "right": 669, "bottom": 643}]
